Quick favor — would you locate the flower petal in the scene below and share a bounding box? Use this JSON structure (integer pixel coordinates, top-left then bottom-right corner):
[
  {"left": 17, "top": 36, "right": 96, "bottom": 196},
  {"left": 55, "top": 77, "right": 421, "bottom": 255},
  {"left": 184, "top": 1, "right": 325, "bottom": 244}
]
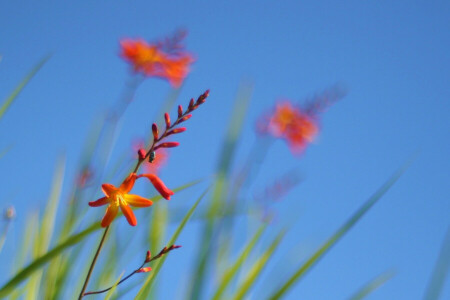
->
[
  {"left": 119, "top": 202, "right": 137, "bottom": 226},
  {"left": 124, "top": 194, "right": 153, "bottom": 207},
  {"left": 119, "top": 173, "right": 137, "bottom": 193},
  {"left": 102, "top": 184, "right": 117, "bottom": 197},
  {"left": 101, "top": 204, "right": 119, "bottom": 227},
  {"left": 138, "top": 174, "right": 174, "bottom": 200},
  {"left": 88, "top": 197, "right": 110, "bottom": 207}
]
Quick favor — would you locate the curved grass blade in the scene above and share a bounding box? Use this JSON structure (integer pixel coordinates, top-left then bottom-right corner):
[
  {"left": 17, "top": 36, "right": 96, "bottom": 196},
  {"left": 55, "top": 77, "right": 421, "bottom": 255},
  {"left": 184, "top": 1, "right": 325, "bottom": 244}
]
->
[
  {"left": 212, "top": 225, "right": 266, "bottom": 300},
  {"left": 135, "top": 187, "right": 210, "bottom": 299},
  {"left": 104, "top": 273, "right": 124, "bottom": 300},
  {"left": 348, "top": 270, "right": 396, "bottom": 300},
  {"left": 268, "top": 162, "right": 411, "bottom": 300},
  {"left": 232, "top": 230, "right": 286, "bottom": 300},
  {"left": 190, "top": 82, "right": 253, "bottom": 300},
  {"left": 423, "top": 227, "right": 450, "bottom": 300},
  {"left": 0, "top": 180, "right": 201, "bottom": 298},
  {"left": 0, "top": 55, "right": 50, "bottom": 120}
]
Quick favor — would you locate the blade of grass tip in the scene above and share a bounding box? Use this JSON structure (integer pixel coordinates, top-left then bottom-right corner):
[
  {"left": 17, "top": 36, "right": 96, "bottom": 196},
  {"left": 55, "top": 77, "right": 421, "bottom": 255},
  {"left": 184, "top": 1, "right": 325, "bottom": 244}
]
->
[
  {"left": 39, "top": 156, "right": 65, "bottom": 254},
  {"left": 0, "top": 179, "right": 202, "bottom": 298},
  {"left": 348, "top": 270, "right": 396, "bottom": 300},
  {"left": 104, "top": 273, "right": 125, "bottom": 300},
  {"left": 232, "top": 230, "right": 286, "bottom": 300},
  {"left": 212, "top": 225, "right": 267, "bottom": 300},
  {"left": 135, "top": 187, "right": 210, "bottom": 300},
  {"left": 0, "top": 55, "right": 50, "bottom": 120},
  {"left": 423, "top": 227, "right": 450, "bottom": 300},
  {"left": 0, "top": 144, "right": 14, "bottom": 160},
  {"left": 190, "top": 82, "right": 253, "bottom": 300},
  {"left": 268, "top": 161, "right": 412, "bottom": 300}
]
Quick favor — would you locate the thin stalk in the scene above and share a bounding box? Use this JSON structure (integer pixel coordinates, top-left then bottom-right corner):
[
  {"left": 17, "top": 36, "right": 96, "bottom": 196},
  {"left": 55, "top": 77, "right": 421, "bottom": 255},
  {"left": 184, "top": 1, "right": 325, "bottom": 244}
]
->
[{"left": 78, "top": 225, "right": 110, "bottom": 299}]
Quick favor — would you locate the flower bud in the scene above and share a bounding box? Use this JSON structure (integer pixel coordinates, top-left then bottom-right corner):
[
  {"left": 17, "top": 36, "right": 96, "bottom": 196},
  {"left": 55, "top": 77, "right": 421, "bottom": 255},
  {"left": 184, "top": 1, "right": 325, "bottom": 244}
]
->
[
  {"left": 138, "top": 149, "right": 146, "bottom": 160},
  {"left": 178, "top": 105, "right": 183, "bottom": 118},
  {"left": 164, "top": 113, "right": 171, "bottom": 128},
  {"left": 137, "top": 267, "right": 152, "bottom": 273},
  {"left": 156, "top": 142, "right": 180, "bottom": 149},
  {"left": 152, "top": 123, "right": 159, "bottom": 140},
  {"left": 145, "top": 250, "right": 151, "bottom": 263}
]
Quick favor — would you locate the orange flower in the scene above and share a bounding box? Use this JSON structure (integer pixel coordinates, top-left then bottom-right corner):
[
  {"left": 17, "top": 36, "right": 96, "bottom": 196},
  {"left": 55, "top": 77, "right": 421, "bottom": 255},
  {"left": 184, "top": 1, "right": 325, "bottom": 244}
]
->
[
  {"left": 89, "top": 173, "right": 174, "bottom": 227},
  {"left": 259, "top": 101, "right": 319, "bottom": 154},
  {"left": 120, "top": 37, "right": 194, "bottom": 87}
]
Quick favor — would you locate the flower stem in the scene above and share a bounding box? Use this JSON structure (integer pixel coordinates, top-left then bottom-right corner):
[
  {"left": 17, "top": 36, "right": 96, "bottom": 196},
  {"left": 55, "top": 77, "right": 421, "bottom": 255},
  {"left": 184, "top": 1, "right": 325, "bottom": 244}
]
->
[{"left": 78, "top": 225, "right": 110, "bottom": 299}]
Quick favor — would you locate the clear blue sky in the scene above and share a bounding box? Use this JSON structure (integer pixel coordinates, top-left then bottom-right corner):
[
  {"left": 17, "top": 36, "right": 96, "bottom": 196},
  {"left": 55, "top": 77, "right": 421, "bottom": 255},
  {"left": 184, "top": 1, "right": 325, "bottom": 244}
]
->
[{"left": 0, "top": 1, "right": 449, "bottom": 299}]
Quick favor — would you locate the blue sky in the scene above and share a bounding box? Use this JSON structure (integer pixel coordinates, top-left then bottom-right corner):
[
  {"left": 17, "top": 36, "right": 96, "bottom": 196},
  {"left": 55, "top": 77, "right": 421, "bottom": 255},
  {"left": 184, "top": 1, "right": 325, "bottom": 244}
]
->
[{"left": 0, "top": 1, "right": 449, "bottom": 299}]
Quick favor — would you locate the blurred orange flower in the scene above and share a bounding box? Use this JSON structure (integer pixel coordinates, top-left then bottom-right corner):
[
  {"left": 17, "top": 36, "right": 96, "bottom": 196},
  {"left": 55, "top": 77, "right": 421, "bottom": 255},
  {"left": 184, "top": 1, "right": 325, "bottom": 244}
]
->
[
  {"left": 120, "top": 34, "right": 194, "bottom": 87},
  {"left": 144, "top": 148, "right": 168, "bottom": 175},
  {"left": 89, "top": 173, "right": 173, "bottom": 227},
  {"left": 259, "top": 101, "right": 318, "bottom": 154}
]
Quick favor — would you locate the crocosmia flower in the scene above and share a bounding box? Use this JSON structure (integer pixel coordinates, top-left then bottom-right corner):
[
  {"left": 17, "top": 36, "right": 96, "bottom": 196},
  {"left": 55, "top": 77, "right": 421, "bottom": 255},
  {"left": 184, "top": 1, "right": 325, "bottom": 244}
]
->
[
  {"left": 89, "top": 173, "right": 174, "bottom": 227},
  {"left": 120, "top": 34, "right": 194, "bottom": 87},
  {"left": 258, "top": 101, "right": 319, "bottom": 155}
]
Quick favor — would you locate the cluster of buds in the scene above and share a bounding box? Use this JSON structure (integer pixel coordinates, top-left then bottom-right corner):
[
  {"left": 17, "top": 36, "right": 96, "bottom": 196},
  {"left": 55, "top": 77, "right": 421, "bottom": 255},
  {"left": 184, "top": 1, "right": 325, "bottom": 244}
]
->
[
  {"left": 137, "top": 89, "right": 210, "bottom": 164},
  {"left": 137, "top": 244, "right": 182, "bottom": 273},
  {"left": 84, "top": 245, "right": 182, "bottom": 296}
]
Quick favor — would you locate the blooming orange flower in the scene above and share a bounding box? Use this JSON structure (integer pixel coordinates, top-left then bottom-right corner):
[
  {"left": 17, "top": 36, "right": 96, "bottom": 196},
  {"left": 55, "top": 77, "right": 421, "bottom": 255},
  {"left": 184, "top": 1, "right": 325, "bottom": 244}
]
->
[
  {"left": 89, "top": 173, "right": 174, "bottom": 227},
  {"left": 259, "top": 101, "right": 319, "bottom": 154},
  {"left": 120, "top": 37, "right": 194, "bottom": 87}
]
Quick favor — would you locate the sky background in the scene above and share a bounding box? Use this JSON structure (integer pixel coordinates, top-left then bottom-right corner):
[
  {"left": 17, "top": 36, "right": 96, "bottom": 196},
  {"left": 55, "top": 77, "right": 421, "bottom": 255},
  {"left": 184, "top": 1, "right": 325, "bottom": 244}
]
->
[{"left": 0, "top": 1, "right": 449, "bottom": 299}]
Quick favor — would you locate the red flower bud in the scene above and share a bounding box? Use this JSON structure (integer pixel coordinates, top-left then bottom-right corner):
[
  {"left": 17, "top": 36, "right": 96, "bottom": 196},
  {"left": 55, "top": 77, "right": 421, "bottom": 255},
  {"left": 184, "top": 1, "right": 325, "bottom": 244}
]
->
[
  {"left": 137, "top": 267, "right": 152, "bottom": 273},
  {"left": 178, "top": 105, "right": 183, "bottom": 118},
  {"left": 152, "top": 123, "right": 159, "bottom": 140},
  {"left": 188, "top": 98, "right": 195, "bottom": 110},
  {"left": 167, "top": 127, "right": 187, "bottom": 136},
  {"left": 145, "top": 250, "right": 151, "bottom": 263},
  {"left": 156, "top": 142, "right": 180, "bottom": 149},
  {"left": 164, "top": 113, "right": 171, "bottom": 128},
  {"left": 138, "top": 149, "right": 146, "bottom": 160},
  {"left": 179, "top": 114, "right": 192, "bottom": 123}
]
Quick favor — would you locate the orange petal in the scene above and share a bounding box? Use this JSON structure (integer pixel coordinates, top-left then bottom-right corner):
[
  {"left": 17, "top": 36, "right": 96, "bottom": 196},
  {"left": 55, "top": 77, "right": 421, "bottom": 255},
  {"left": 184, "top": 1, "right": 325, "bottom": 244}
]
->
[
  {"left": 120, "top": 173, "right": 137, "bottom": 193},
  {"left": 124, "top": 194, "right": 153, "bottom": 207},
  {"left": 102, "top": 184, "right": 117, "bottom": 197},
  {"left": 88, "top": 197, "right": 110, "bottom": 207},
  {"left": 120, "top": 202, "right": 137, "bottom": 226},
  {"left": 101, "top": 204, "right": 119, "bottom": 227},
  {"left": 138, "top": 174, "right": 174, "bottom": 200}
]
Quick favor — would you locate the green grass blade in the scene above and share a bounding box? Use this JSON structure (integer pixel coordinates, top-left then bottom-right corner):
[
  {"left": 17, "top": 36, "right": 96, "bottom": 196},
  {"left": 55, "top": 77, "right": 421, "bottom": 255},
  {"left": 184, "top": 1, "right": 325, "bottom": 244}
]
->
[
  {"left": 268, "top": 163, "right": 410, "bottom": 300},
  {"left": 104, "top": 273, "right": 124, "bottom": 300},
  {"left": 190, "top": 82, "right": 253, "bottom": 300},
  {"left": 423, "top": 227, "right": 450, "bottom": 300},
  {"left": 348, "top": 270, "right": 396, "bottom": 300},
  {"left": 135, "top": 188, "right": 209, "bottom": 299},
  {"left": 232, "top": 230, "right": 286, "bottom": 300},
  {"left": 212, "top": 225, "right": 266, "bottom": 300},
  {"left": 0, "top": 179, "right": 201, "bottom": 298},
  {"left": 0, "top": 55, "right": 50, "bottom": 120}
]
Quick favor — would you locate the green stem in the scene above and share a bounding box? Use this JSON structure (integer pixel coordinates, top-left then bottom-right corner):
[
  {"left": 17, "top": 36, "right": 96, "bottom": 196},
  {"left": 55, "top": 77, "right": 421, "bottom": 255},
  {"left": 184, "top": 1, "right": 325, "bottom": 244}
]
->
[{"left": 78, "top": 225, "right": 110, "bottom": 299}]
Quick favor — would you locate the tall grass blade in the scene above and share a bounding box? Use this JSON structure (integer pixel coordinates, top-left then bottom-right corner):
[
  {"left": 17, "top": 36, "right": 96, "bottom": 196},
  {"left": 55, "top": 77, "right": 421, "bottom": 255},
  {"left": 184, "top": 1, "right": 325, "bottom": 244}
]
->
[
  {"left": 0, "top": 55, "right": 50, "bottom": 120},
  {"left": 423, "top": 227, "right": 450, "bottom": 300},
  {"left": 232, "top": 230, "right": 286, "bottom": 300},
  {"left": 190, "top": 82, "right": 253, "bottom": 300},
  {"left": 135, "top": 188, "right": 209, "bottom": 299},
  {"left": 268, "top": 162, "right": 411, "bottom": 300},
  {"left": 348, "top": 270, "right": 396, "bottom": 300},
  {"left": 212, "top": 225, "right": 266, "bottom": 300}
]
